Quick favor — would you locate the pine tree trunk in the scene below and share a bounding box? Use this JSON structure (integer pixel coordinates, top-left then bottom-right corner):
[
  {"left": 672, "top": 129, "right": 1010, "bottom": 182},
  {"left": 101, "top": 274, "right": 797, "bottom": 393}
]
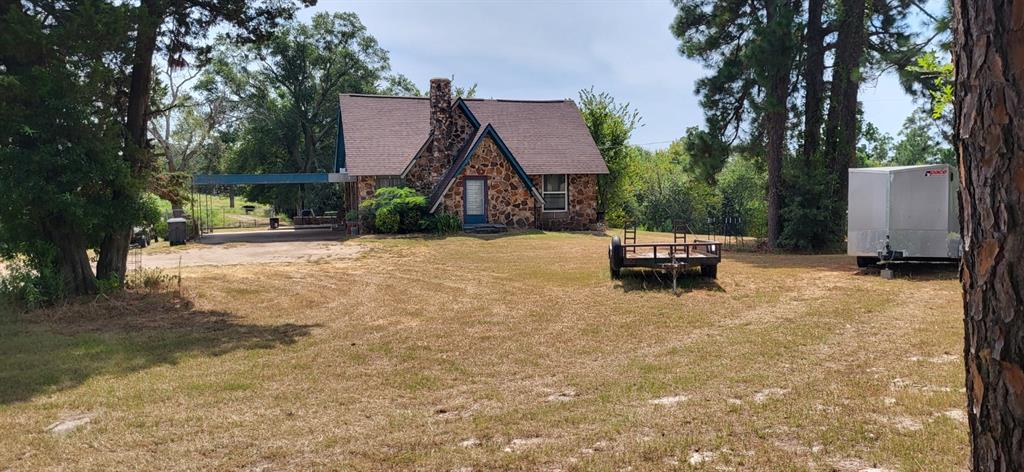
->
[
  {"left": 96, "top": 0, "right": 161, "bottom": 283},
  {"left": 823, "top": 0, "right": 865, "bottom": 232},
  {"left": 802, "top": 0, "right": 826, "bottom": 166},
  {"left": 765, "top": 88, "right": 786, "bottom": 249},
  {"left": 763, "top": 0, "right": 794, "bottom": 249},
  {"left": 953, "top": 0, "right": 1024, "bottom": 468}
]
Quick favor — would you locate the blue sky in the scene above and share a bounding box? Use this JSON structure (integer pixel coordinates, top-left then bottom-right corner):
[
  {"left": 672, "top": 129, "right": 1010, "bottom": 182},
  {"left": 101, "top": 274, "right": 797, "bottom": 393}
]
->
[{"left": 306, "top": 0, "right": 930, "bottom": 150}]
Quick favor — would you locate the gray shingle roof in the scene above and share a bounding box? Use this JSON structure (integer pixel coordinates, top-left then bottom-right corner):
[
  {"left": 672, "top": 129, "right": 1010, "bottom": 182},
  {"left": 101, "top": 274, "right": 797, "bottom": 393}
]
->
[
  {"left": 338, "top": 94, "right": 608, "bottom": 176},
  {"left": 338, "top": 95, "right": 430, "bottom": 176}
]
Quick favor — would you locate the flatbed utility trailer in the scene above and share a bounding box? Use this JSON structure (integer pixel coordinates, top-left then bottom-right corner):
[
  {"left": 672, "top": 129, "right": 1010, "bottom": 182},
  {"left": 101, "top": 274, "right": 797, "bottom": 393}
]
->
[{"left": 608, "top": 222, "right": 722, "bottom": 293}]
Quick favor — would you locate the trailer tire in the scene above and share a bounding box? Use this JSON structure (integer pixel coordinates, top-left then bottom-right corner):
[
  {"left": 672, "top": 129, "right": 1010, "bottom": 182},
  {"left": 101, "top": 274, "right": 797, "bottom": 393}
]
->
[
  {"left": 701, "top": 264, "right": 718, "bottom": 279},
  {"left": 856, "top": 256, "right": 879, "bottom": 268},
  {"left": 609, "top": 236, "right": 623, "bottom": 279}
]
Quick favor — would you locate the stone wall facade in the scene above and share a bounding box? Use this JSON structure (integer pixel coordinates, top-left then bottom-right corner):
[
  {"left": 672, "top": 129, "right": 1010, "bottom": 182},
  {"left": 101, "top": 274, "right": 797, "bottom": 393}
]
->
[
  {"left": 440, "top": 135, "right": 537, "bottom": 229},
  {"left": 356, "top": 176, "right": 376, "bottom": 206},
  {"left": 405, "top": 105, "right": 476, "bottom": 195},
  {"left": 532, "top": 173, "right": 600, "bottom": 231}
]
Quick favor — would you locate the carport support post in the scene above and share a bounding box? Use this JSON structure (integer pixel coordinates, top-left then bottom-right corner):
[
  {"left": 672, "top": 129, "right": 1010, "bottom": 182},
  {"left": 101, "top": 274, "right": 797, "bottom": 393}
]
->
[{"left": 229, "top": 187, "right": 235, "bottom": 208}]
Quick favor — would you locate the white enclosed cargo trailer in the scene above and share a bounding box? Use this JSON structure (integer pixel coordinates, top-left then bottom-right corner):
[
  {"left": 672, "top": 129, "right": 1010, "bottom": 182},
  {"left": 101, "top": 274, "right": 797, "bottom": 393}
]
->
[{"left": 847, "top": 164, "right": 961, "bottom": 267}]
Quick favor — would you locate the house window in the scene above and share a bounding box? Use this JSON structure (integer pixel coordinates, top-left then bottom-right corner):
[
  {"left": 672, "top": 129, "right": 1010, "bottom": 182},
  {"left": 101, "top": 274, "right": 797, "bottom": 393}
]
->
[
  {"left": 542, "top": 175, "right": 568, "bottom": 212},
  {"left": 375, "top": 176, "right": 405, "bottom": 188}
]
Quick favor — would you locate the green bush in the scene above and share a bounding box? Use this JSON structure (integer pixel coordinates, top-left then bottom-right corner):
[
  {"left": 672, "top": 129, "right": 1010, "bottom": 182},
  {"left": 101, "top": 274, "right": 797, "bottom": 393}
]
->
[
  {"left": 153, "top": 218, "right": 168, "bottom": 240},
  {"left": 715, "top": 157, "right": 768, "bottom": 238},
  {"left": 604, "top": 207, "right": 628, "bottom": 229},
  {"left": 96, "top": 274, "right": 122, "bottom": 294},
  {"left": 635, "top": 171, "right": 718, "bottom": 233},
  {"left": 423, "top": 212, "right": 462, "bottom": 234},
  {"left": 374, "top": 207, "right": 400, "bottom": 233},
  {"left": 0, "top": 260, "right": 66, "bottom": 310},
  {"left": 358, "top": 187, "right": 427, "bottom": 234},
  {"left": 779, "top": 162, "right": 843, "bottom": 251}
]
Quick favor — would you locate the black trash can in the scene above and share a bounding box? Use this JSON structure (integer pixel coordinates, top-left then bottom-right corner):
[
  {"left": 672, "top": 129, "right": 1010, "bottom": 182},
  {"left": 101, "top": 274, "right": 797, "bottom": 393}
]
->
[
  {"left": 167, "top": 217, "right": 187, "bottom": 246},
  {"left": 269, "top": 217, "right": 280, "bottom": 229}
]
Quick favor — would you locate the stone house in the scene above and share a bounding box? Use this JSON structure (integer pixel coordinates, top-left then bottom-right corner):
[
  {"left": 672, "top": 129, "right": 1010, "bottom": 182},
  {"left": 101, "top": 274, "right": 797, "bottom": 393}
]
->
[{"left": 337, "top": 78, "right": 608, "bottom": 230}]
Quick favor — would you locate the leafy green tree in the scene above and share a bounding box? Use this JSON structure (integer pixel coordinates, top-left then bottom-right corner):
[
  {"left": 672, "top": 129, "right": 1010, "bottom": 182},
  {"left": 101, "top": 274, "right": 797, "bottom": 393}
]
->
[
  {"left": 93, "top": 0, "right": 311, "bottom": 284},
  {"left": 672, "top": 0, "right": 799, "bottom": 248},
  {"left": 577, "top": 88, "right": 642, "bottom": 217},
  {"left": 147, "top": 66, "right": 231, "bottom": 206},
  {"left": 890, "top": 111, "right": 954, "bottom": 166},
  {"left": 0, "top": 1, "right": 143, "bottom": 296},
  {"left": 715, "top": 157, "right": 767, "bottom": 238},
  {"left": 906, "top": 49, "right": 955, "bottom": 153},
  {"left": 680, "top": 127, "right": 729, "bottom": 185},
  {"left": 207, "top": 12, "right": 403, "bottom": 213},
  {"left": 632, "top": 148, "right": 717, "bottom": 233},
  {"left": 1, "top": 0, "right": 309, "bottom": 294},
  {"left": 856, "top": 122, "right": 893, "bottom": 167},
  {"left": 779, "top": 160, "right": 842, "bottom": 251},
  {"left": 910, "top": 51, "right": 954, "bottom": 119}
]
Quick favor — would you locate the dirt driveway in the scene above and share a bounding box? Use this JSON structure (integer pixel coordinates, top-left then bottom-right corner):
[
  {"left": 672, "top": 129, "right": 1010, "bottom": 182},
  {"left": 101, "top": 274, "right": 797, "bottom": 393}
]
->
[{"left": 141, "top": 228, "right": 366, "bottom": 268}]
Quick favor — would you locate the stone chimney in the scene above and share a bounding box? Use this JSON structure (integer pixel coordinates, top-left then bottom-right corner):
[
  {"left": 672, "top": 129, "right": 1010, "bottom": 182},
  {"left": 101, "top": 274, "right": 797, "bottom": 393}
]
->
[{"left": 429, "top": 77, "right": 453, "bottom": 167}]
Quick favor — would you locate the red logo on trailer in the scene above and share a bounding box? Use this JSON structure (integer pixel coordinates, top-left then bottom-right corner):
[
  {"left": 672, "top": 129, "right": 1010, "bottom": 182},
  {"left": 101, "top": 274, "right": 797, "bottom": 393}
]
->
[{"left": 925, "top": 169, "right": 948, "bottom": 176}]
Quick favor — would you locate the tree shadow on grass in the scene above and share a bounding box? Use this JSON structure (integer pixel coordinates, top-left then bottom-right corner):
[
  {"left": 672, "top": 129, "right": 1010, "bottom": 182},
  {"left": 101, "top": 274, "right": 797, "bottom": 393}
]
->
[
  {"left": 613, "top": 269, "right": 726, "bottom": 294},
  {"left": 0, "top": 291, "right": 319, "bottom": 405}
]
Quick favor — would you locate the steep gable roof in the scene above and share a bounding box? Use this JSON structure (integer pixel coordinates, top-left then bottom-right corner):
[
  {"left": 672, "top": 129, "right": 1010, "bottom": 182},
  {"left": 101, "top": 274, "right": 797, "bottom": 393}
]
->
[
  {"left": 337, "top": 94, "right": 608, "bottom": 176},
  {"left": 462, "top": 99, "right": 607, "bottom": 175},
  {"left": 337, "top": 95, "right": 430, "bottom": 175},
  {"left": 427, "top": 124, "right": 544, "bottom": 213}
]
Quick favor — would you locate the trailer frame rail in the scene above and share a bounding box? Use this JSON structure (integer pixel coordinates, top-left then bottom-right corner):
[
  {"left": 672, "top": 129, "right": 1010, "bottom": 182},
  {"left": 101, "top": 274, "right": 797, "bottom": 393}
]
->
[{"left": 609, "top": 222, "right": 722, "bottom": 294}]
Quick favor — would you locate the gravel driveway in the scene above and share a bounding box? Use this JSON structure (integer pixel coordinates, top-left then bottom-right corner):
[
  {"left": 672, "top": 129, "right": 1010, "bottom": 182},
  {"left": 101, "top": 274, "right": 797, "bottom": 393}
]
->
[{"left": 141, "top": 229, "right": 365, "bottom": 268}]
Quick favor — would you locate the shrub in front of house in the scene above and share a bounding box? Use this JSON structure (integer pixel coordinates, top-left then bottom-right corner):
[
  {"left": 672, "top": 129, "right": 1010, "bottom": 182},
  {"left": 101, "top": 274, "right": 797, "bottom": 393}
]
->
[
  {"left": 374, "top": 207, "right": 400, "bottom": 233},
  {"left": 358, "top": 187, "right": 427, "bottom": 234},
  {"left": 422, "top": 211, "right": 461, "bottom": 234}
]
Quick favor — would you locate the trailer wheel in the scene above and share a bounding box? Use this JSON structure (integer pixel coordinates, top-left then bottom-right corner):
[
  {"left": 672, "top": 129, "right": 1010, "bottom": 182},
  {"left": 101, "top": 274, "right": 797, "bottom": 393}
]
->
[
  {"left": 856, "top": 256, "right": 879, "bottom": 268},
  {"left": 701, "top": 264, "right": 718, "bottom": 279},
  {"left": 609, "top": 236, "right": 623, "bottom": 279}
]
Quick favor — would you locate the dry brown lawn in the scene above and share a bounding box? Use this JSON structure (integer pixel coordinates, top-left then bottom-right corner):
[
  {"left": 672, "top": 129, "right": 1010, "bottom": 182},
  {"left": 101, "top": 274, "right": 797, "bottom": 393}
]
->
[{"left": 0, "top": 231, "right": 967, "bottom": 471}]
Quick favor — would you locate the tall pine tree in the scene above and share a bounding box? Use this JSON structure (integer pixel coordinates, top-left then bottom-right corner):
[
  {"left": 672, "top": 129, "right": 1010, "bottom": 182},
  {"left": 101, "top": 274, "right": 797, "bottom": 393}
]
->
[{"left": 671, "top": 0, "right": 799, "bottom": 248}]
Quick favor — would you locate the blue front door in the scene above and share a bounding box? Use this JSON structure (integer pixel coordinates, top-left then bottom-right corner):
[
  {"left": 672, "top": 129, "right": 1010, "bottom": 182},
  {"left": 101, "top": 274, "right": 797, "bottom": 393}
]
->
[{"left": 464, "top": 178, "right": 487, "bottom": 225}]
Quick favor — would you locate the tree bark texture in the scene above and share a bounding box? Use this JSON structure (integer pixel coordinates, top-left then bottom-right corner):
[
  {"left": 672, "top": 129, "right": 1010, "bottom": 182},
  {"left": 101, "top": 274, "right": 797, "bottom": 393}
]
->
[
  {"left": 96, "top": 0, "right": 162, "bottom": 283},
  {"left": 953, "top": 0, "right": 1024, "bottom": 469},
  {"left": 45, "top": 225, "right": 98, "bottom": 296},
  {"left": 823, "top": 0, "right": 866, "bottom": 220}
]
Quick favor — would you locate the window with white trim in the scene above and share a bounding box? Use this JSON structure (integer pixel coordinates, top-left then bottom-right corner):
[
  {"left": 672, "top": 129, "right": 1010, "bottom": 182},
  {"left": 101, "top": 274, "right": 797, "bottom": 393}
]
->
[{"left": 542, "top": 175, "right": 568, "bottom": 212}]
